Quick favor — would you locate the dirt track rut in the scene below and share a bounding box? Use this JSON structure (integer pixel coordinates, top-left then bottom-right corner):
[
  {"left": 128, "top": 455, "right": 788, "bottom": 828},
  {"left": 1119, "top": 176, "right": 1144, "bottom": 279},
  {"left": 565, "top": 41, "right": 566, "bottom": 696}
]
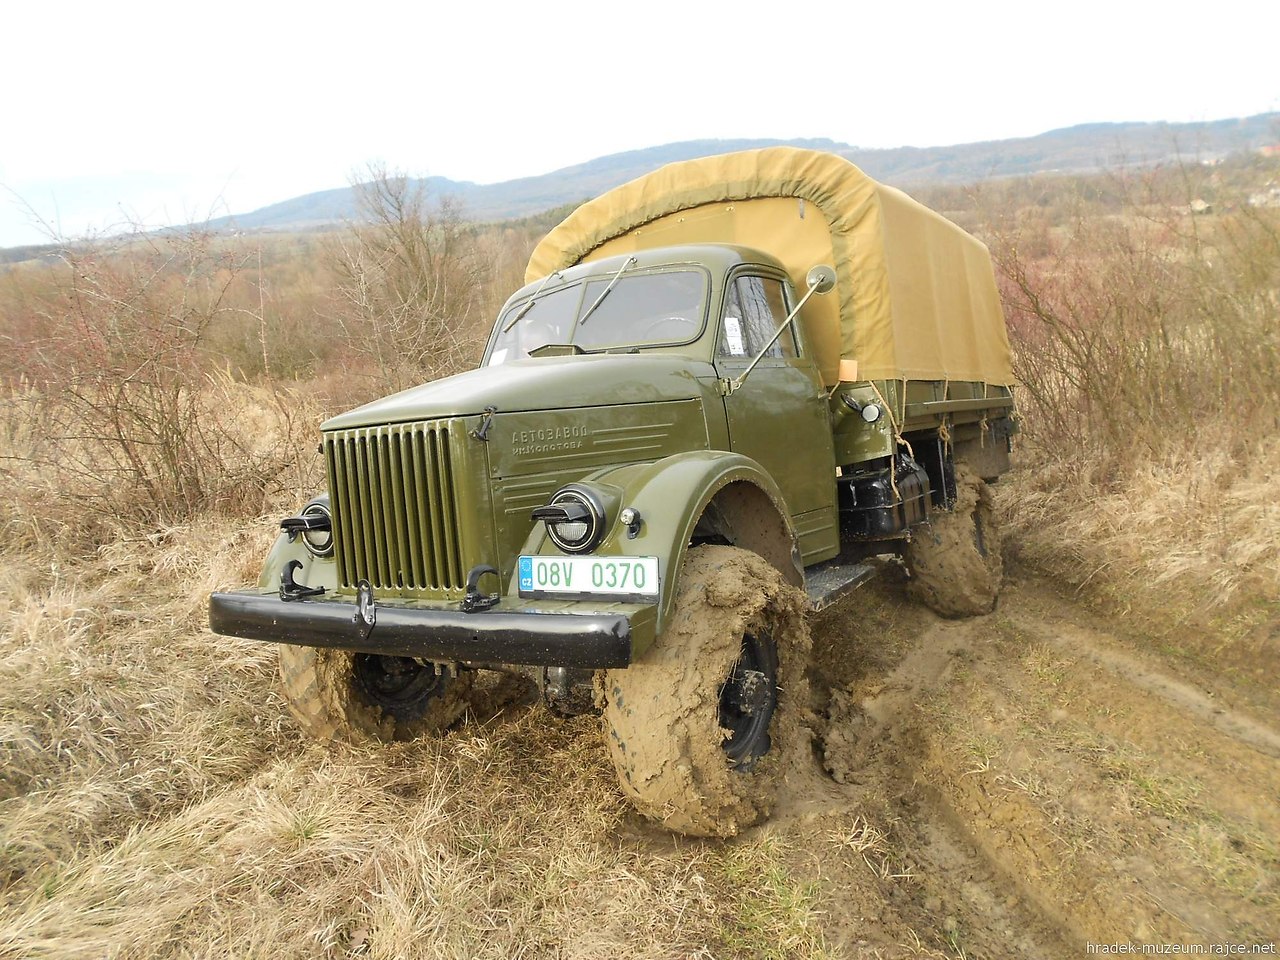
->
[{"left": 749, "top": 566, "right": 1280, "bottom": 958}]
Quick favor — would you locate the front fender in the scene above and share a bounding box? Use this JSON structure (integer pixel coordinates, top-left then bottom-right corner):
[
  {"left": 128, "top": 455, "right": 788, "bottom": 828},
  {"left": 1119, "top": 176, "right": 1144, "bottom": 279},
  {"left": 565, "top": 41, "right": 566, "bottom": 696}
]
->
[{"left": 514, "top": 450, "right": 798, "bottom": 657}]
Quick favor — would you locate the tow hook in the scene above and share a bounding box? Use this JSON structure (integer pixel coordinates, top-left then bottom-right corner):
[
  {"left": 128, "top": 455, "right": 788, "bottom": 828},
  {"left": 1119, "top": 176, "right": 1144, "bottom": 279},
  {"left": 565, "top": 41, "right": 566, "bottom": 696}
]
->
[
  {"left": 354, "top": 580, "right": 377, "bottom": 639},
  {"left": 460, "top": 565, "right": 501, "bottom": 613},
  {"left": 279, "top": 560, "right": 325, "bottom": 601}
]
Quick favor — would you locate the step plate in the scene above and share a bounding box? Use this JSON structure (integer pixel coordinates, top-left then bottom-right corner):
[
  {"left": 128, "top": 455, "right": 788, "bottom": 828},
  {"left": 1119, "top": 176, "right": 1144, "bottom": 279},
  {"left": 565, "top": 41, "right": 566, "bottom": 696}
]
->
[{"left": 804, "top": 559, "right": 877, "bottom": 611}]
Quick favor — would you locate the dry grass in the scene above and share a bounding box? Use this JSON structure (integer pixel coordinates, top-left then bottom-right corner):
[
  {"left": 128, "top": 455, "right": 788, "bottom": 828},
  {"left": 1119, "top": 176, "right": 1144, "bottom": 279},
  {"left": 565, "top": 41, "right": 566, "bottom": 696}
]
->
[
  {"left": 1, "top": 380, "right": 325, "bottom": 559},
  {"left": 0, "top": 517, "right": 842, "bottom": 959},
  {"left": 1002, "top": 438, "right": 1280, "bottom": 614}
]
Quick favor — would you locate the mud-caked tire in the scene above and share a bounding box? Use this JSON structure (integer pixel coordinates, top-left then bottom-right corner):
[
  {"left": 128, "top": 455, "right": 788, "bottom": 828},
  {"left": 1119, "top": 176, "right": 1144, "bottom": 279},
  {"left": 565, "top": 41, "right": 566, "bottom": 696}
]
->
[
  {"left": 601, "top": 545, "right": 811, "bottom": 837},
  {"left": 278, "top": 645, "right": 472, "bottom": 743},
  {"left": 905, "top": 464, "right": 1003, "bottom": 618}
]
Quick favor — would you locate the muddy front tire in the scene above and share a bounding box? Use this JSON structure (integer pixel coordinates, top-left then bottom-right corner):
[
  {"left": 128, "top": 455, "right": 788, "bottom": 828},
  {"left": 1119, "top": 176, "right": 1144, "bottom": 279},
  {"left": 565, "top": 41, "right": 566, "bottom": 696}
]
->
[
  {"left": 905, "top": 464, "right": 1003, "bottom": 618},
  {"left": 278, "top": 645, "right": 472, "bottom": 742},
  {"left": 601, "top": 545, "right": 810, "bottom": 837}
]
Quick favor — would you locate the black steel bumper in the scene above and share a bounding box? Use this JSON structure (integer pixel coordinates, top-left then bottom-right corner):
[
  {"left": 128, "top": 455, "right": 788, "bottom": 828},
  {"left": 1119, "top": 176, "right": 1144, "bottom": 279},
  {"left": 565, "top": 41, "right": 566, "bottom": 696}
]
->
[{"left": 208, "top": 591, "right": 634, "bottom": 668}]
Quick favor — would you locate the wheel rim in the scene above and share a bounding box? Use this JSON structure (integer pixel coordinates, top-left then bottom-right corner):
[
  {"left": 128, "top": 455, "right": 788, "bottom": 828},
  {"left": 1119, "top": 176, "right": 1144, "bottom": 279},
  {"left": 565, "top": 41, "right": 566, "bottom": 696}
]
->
[
  {"left": 718, "top": 629, "right": 778, "bottom": 768},
  {"left": 352, "top": 654, "right": 446, "bottom": 721}
]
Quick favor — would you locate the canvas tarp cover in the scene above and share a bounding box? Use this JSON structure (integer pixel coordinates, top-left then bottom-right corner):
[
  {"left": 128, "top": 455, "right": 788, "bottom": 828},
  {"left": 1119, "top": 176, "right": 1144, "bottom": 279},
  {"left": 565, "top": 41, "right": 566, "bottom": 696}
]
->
[{"left": 525, "top": 147, "right": 1014, "bottom": 387}]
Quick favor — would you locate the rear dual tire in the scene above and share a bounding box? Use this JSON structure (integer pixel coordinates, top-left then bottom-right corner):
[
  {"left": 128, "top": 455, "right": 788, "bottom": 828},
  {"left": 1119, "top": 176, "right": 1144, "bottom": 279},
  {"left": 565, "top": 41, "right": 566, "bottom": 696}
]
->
[{"left": 905, "top": 463, "right": 1003, "bottom": 618}]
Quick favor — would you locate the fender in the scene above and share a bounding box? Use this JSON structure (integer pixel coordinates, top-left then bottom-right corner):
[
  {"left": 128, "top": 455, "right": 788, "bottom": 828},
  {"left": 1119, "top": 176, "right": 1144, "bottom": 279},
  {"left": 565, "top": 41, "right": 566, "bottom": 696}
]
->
[{"left": 514, "top": 450, "right": 800, "bottom": 657}]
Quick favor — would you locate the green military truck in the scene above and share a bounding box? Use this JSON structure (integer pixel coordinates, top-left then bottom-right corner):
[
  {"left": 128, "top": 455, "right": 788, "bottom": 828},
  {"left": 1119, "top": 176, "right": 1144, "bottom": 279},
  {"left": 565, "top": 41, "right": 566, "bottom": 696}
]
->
[{"left": 210, "top": 148, "right": 1016, "bottom": 837}]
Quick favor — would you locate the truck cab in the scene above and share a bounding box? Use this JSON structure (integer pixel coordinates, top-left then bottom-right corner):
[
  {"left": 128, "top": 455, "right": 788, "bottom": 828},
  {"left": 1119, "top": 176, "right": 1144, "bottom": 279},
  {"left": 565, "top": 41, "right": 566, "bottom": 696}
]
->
[{"left": 485, "top": 245, "right": 844, "bottom": 565}]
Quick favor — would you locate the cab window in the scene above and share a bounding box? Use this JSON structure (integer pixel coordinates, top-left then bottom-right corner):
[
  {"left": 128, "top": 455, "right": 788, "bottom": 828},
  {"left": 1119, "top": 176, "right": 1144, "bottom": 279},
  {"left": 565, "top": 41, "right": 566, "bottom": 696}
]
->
[{"left": 717, "top": 275, "right": 796, "bottom": 359}]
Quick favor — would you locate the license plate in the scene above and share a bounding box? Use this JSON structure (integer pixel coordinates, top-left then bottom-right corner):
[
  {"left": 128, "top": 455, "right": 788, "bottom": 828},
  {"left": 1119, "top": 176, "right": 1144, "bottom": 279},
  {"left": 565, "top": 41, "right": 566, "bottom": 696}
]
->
[{"left": 518, "top": 555, "right": 659, "bottom": 601}]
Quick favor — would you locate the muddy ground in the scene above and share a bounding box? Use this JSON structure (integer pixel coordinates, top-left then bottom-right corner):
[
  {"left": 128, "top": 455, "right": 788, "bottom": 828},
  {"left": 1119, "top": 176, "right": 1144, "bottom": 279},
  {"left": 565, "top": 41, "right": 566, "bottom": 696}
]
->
[
  {"left": 478, "top": 558, "right": 1279, "bottom": 956},
  {"left": 766, "top": 562, "right": 1280, "bottom": 957}
]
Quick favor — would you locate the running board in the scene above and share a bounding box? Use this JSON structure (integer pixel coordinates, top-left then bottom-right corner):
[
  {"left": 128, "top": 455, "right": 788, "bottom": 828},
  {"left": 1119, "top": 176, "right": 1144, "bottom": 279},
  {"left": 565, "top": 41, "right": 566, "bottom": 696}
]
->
[{"left": 804, "top": 558, "right": 877, "bottom": 611}]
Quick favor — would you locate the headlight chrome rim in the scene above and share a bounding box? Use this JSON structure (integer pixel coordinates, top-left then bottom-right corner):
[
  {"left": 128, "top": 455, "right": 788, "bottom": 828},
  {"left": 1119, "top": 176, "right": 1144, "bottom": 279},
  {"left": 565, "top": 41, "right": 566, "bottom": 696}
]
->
[
  {"left": 544, "top": 486, "right": 605, "bottom": 554},
  {"left": 300, "top": 499, "right": 334, "bottom": 558}
]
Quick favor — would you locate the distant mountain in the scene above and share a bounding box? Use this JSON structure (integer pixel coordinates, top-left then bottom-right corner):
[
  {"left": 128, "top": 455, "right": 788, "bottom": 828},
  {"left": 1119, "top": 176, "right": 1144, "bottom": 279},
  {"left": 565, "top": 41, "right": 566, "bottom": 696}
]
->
[
  {"left": 206, "top": 138, "right": 856, "bottom": 232},
  {"left": 6, "top": 115, "right": 1277, "bottom": 261},
  {"left": 849, "top": 114, "right": 1280, "bottom": 185},
  {"left": 207, "top": 114, "right": 1278, "bottom": 235}
]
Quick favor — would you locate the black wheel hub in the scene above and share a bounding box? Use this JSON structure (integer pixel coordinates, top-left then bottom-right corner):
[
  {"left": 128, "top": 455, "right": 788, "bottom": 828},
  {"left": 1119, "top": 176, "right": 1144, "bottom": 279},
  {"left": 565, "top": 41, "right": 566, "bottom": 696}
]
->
[
  {"left": 352, "top": 654, "right": 447, "bottom": 721},
  {"left": 718, "top": 629, "right": 779, "bottom": 769}
]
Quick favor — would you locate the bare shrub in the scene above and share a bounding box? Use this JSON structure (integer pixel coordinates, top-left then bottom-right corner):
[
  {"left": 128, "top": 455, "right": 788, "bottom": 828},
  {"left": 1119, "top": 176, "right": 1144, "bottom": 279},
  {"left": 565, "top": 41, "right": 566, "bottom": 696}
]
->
[
  {"left": 1, "top": 228, "right": 320, "bottom": 548},
  {"left": 202, "top": 235, "right": 341, "bottom": 381},
  {"left": 984, "top": 164, "right": 1280, "bottom": 613},
  {"left": 992, "top": 170, "right": 1280, "bottom": 469},
  {"left": 476, "top": 224, "right": 541, "bottom": 320},
  {"left": 327, "top": 166, "right": 489, "bottom": 394}
]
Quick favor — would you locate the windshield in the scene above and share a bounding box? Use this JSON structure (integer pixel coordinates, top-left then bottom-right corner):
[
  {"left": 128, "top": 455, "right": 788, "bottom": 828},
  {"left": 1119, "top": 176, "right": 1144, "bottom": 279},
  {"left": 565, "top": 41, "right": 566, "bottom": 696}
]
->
[{"left": 487, "top": 269, "right": 707, "bottom": 365}]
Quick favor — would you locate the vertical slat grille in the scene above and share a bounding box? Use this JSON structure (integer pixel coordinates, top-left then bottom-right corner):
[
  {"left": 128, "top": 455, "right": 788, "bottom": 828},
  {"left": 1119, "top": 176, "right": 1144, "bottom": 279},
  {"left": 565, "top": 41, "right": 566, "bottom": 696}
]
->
[{"left": 326, "top": 422, "right": 467, "bottom": 593}]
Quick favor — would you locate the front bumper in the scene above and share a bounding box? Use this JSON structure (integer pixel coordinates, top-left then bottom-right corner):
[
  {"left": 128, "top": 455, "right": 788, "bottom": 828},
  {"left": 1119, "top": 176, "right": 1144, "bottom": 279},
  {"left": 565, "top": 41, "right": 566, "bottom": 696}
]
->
[{"left": 209, "top": 590, "right": 643, "bottom": 668}]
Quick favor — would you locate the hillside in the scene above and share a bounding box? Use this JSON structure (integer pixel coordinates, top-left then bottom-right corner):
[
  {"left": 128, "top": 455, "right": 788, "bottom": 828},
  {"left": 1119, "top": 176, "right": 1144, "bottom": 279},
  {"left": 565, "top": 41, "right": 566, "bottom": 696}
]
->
[
  {"left": 210, "top": 113, "right": 1279, "bottom": 234},
  {"left": 4, "top": 115, "right": 1275, "bottom": 263},
  {"left": 205, "top": 138, "right": 854, "bottom": 231}
]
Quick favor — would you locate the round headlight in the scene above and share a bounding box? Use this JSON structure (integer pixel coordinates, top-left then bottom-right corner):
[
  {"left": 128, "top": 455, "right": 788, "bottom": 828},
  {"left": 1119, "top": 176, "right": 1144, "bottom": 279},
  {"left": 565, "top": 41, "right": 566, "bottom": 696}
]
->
[
  {"left": 540, "top": 486, "right": 605, "bottom": 554},
  {"left": 300, "top": 499, "right": 334, "bottom": 558}
]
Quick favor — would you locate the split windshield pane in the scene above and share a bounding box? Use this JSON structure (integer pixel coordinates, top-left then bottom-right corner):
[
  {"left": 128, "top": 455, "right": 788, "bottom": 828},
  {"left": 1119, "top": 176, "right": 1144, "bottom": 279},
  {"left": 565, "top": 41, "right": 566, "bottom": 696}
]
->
[{"left": 489, "top": 270, "right": 707, "bottom": 364}]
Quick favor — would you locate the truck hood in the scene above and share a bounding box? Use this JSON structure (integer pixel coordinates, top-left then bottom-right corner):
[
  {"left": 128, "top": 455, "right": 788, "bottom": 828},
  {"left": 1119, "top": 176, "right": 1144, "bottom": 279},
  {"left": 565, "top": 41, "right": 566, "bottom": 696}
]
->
[{"left": 322, "top": 353, "right": 717, "bottom": 431}]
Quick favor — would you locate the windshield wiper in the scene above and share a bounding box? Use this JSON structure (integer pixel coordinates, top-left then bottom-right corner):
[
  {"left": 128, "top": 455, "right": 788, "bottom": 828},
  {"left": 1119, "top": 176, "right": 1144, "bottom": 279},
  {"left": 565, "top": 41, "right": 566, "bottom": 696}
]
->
[
  {"left": 501, "top": 270, "right": 563, "bottom": 333},
  {"left": 577, "top": 256, "right": 636, "bottom": 326}
]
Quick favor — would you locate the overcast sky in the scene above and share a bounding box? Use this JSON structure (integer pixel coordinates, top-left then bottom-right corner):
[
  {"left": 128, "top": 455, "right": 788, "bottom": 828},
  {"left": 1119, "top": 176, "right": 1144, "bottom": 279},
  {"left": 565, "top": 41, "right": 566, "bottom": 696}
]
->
[{"left": 2, "top": 0, "right": 1276, "bottom": 248}]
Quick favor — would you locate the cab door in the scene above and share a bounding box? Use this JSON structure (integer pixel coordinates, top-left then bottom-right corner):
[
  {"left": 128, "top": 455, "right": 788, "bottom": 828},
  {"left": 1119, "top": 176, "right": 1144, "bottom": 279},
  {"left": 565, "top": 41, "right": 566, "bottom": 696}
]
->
[{"left": 713, "top": 271, "right": 838, "bottom": 561}]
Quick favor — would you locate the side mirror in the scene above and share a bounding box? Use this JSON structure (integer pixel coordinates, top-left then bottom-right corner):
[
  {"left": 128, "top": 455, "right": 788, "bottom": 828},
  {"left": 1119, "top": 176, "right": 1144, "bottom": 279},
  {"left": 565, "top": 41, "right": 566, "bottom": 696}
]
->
[{"left": 806, "top": 264, "right": 837, "bottom": 295}]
